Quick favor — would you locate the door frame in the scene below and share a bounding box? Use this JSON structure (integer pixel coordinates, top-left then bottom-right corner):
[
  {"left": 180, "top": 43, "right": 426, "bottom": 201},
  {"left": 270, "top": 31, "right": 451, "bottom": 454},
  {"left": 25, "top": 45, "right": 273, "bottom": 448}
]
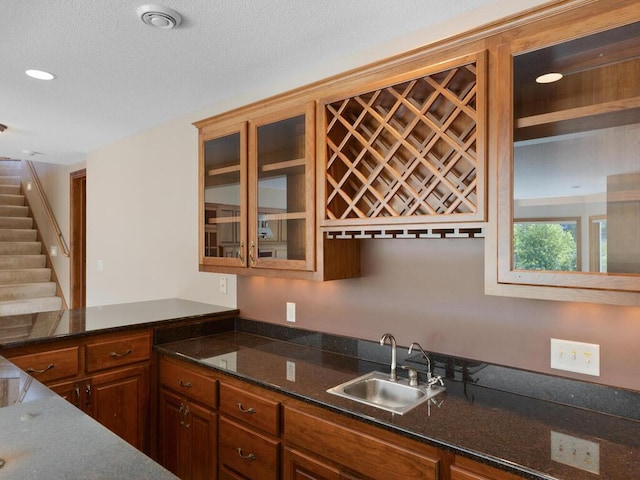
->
[{"left": 70, "top": 168, "right": 86, "bottom": 308}]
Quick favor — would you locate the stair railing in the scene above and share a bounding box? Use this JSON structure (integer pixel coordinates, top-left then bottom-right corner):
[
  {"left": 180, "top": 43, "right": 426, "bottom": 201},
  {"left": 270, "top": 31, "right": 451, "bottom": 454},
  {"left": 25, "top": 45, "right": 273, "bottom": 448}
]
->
[{"left": 24, "top": 160, "right": 70, "bottom": 257}]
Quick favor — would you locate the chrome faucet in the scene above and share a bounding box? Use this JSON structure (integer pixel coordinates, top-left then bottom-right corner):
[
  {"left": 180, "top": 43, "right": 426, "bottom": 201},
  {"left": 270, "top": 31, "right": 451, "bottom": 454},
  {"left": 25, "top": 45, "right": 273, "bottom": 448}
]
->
[
  {"left": 408, "top": 342, "right": 433, "bottom": 382},
  {"left": 379, "top": 333, "right": 397, "bottom": 381}
]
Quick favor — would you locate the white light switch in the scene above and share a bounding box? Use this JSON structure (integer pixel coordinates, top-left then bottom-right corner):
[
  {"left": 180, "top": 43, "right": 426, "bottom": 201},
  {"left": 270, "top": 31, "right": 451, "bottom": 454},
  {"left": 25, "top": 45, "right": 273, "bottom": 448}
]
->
[
  {"left": 97, "top": 259, "right": 104, "bottom": 271},
  {"left": 550, "top": 339, "right": 600, "bottom": 376},
  {"left": 286, "top": 302, "right": 296, "bottom": 323}
]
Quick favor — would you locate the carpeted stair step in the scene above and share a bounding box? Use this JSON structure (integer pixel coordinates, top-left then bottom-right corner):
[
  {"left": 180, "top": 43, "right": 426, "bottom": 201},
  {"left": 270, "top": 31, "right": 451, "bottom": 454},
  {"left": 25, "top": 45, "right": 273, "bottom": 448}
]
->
[
  {"left": 0, "top": 185, "right": 21, "bottom": 195},
  {"left": 0, "top": 255, "right": 47, "bottom": 269},
  {"left": 0, "top": 282, "right": 57, "bottom": 301},
  {"left": 0, "top": 205, "right": 29, "bottom": 217},
  {"left": 0, "top": 296, "right": 63, "bottom": 316},
  {"left": 0, "top": 268, "right": 52, "bottom": 285},
  {"left": 0, "top": 176, "right": 22, "bottom": 186},
  {"left": 0, "top": 217, "right": 34, "bottom": 229},
  {"left": 0, "top": 229, "right": 38, "bottom": 242},
  {"left": 0, "top": 242, "right": 42, "bottom": 255},
  {"left": 0, "top": 162, "right": 21, "bottom": 175},
  {"left": 0, "top": 194, "right": 25, "bottom": 206}
]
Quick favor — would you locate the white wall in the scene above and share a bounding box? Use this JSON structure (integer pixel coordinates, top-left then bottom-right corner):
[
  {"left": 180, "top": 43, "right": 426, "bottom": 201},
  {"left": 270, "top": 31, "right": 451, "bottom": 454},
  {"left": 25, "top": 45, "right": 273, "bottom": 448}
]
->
[{"left": 84, "top": 113, "right": 236, "bottom": 307}]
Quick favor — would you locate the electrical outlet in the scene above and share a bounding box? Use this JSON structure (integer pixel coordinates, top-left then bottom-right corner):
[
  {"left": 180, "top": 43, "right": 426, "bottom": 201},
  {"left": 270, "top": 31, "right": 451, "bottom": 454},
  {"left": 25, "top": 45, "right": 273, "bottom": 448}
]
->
[
  {"left": 286, "top": 361, "right": 296, "bottom": 382},
  {"left": 97, "top": 259, "right": 104, "bottom": 271},
  {"left": 286, "top": 302, "right": 296, "bottom": 323},
  {"left": 551, "top": 431, "right": 599, "bottom": 474},
  {"left": 550, "top": 339, "right": 600, "bottom": 376},
  {"left": 219, "top": 276, "right": 228, "bottom": 295},
  {"left": 50, "top": 245, "right": 58, "bottom": 257}
]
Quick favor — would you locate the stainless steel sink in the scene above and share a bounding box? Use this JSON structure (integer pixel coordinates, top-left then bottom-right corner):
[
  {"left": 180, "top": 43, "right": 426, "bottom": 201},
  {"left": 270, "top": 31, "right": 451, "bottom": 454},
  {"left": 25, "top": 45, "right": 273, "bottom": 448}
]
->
[{"left": 327, "top": 371, "right": 445, "bottom": 415}]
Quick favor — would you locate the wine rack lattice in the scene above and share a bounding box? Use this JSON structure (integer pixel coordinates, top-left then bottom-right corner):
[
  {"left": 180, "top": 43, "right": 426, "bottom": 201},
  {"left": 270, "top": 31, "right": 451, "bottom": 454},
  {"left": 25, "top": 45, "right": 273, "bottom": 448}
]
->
[{"left": 325, "top": 61, "right": 481, "bottom": 223}]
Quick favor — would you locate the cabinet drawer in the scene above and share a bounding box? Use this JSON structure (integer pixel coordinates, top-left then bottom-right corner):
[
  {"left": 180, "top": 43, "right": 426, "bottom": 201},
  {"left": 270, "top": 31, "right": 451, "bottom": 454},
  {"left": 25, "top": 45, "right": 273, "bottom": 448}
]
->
[
  {"left": 219, "top": 416, "right": 280, "bottom": 480},
  {"left": 285, "top": 407, "right": 439, "bottom": 480},
  {"left": 159, "top": 357, "right": 217, "bottom": 409},
  {"left": 85, "top": 333, "right": 151, "bottom": 373},
  {"left": 9, "top": 347, "right": 79, "bottom": 384},
  {"left": 220, "top": 382, "right": 280, "bottom": 436}
]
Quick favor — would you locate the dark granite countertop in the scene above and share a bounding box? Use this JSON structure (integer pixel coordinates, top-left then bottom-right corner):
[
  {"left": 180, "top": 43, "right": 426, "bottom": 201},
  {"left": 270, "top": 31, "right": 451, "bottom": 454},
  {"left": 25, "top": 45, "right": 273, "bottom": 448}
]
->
[
  {"left": 157, "top": 325, "right": 640, "bottom": 480},
  {"left": 0, "top": 298, "right": 238, "bottom": 349},
  {"left": 0, "top": 355, "right": 178, "bottom": 479}
]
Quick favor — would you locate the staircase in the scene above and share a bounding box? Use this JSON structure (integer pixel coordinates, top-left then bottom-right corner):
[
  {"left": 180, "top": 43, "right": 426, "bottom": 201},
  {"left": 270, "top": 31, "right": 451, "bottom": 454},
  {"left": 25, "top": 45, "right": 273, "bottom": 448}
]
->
[{"left": 0, "top": 160, "right": 64, "bottom": 316}]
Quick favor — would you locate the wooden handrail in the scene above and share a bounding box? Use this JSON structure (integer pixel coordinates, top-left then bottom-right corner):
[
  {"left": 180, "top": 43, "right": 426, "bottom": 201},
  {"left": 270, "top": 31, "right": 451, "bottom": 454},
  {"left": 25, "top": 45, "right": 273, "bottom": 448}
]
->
[{"left": 24, "top": 160, "right": 70, "bottom": 257}]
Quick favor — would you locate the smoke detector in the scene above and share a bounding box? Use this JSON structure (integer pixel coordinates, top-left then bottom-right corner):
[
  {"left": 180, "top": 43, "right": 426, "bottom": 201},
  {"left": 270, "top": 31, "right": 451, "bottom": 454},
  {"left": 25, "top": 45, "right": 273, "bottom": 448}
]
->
[{"left": 137, "top": 5, "right": 182, "bottom": 29}]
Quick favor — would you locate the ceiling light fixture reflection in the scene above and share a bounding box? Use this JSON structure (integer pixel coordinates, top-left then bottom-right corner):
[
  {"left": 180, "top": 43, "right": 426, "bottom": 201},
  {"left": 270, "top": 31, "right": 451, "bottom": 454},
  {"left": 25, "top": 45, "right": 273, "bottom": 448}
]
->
[
  {"left": 25, "top": 69, "right": 56, "bottom": 80},
  {"left": 536, "top": 72, "right": 563, "bottom": 84}
]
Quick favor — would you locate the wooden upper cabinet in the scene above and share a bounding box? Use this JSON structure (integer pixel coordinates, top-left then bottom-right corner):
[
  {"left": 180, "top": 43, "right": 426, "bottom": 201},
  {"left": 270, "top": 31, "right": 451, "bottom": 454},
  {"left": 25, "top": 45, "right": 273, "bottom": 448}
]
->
[
  {"left": 249, "top": 103, "right": 315, "bottom": 272},
  {"left": 320, "top": 50, "right": 487, "bottom": 231},
  {"left": 199, "top": 121, "right": 248, "bottom": 268},
  {"left": 486, "top": 1, "right": 640, "bottom": 305},
  {"left": 196, "top": 102, "right": 360, "bottom": 281}
]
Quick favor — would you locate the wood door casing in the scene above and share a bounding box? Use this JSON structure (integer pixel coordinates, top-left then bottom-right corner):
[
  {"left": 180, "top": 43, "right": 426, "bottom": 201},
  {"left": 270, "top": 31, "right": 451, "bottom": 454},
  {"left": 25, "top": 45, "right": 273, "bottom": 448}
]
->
[{"left": 70, "top": 168, "right": 86, "bottom": 308}]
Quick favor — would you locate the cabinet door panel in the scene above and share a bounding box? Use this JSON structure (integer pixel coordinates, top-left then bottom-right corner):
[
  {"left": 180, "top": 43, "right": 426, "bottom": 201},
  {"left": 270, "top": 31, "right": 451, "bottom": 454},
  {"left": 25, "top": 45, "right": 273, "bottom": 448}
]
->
[
  {"left": 249, "top": 103, "right": 316, "bottom": 272},
  {"left": 88, "top": 366, "right": 148, "bottom": 449},
  {"left": 188, "top": 401, "right": 218, "bottom": 480},
  {"left": 200, "top": 122, "right": 248, "bottom": 267},
  {"left": 158, "top": 388, "right": 189, "bottom": 477}
]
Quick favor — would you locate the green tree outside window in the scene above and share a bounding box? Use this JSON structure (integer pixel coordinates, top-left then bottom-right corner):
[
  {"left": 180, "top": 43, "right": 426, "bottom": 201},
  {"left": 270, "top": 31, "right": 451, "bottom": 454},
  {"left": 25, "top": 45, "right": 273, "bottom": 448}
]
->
[{"left": 513, "top": 221, "right": 578, "bottom": 271}]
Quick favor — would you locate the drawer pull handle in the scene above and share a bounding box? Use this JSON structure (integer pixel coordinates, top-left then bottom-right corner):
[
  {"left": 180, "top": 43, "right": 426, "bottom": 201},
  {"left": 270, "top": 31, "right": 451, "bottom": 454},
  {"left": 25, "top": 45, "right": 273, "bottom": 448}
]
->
[
  {"left": 178, "top": 379, "right": 193, "bottom": 388},
  {"left": 26, "top": 363, "right": 55, "bottom": 374},
  {"left": 237, "top": 402, "right": 256, "bottom": 414},
  {"left": 108, "top": 349, "right": 132, "bottom": 358},
  {"left": 236, "top": 448, "right": 256, "bottom": 461}
]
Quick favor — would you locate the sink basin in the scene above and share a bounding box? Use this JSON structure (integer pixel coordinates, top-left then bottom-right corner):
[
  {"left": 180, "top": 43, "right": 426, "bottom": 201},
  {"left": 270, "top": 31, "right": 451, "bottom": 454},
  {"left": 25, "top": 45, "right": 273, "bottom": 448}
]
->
[{"left": 327, "top": 371, "right": 445, "bottom": 415}]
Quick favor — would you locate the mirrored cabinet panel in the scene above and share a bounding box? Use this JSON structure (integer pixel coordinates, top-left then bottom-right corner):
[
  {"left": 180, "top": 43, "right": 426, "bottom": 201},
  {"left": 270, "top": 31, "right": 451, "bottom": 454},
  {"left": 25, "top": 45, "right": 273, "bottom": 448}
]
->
[{"left": 493, "top": 16, "right": 640, "bottom": 303}]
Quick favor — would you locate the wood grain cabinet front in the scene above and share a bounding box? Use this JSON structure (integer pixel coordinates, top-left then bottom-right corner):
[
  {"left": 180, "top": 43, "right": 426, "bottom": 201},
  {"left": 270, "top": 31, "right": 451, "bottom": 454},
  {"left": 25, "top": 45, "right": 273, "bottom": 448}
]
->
[
  {"left": 8, "top": 346, "right": 79, "bottom": 383},
  {"left": 159, "top": 357, "right": 218, "bottom": 409},
  {"left": 218, "top": 416, "right": 280, "bottom": 480},
  {"left": 85, "top": 333, "right": 151, "bottom": 373},
  {"left": 219, "top": 382, "right": 280, "bottom": 436},
  {"left": 284, "top": 406, "right": 439, "bottom": 480},
  {"left": 158, "top": 387, "right": 218, "bottom": 480},
  {"left": 3, "top": 330, "right": 152, "bottom": 452}
]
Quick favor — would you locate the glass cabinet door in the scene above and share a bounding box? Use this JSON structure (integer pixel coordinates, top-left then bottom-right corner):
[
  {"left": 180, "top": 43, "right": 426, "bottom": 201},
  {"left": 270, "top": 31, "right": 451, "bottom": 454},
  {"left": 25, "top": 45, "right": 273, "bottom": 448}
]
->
[
  {"left": 200, "top": 123, "right": 247, "bottom": 267},
  {"left": 496, "top": 20, "right": 640, "bottom": 296},
  {"left": 249, "top": 104, "right": 315, "bottom": 271}
]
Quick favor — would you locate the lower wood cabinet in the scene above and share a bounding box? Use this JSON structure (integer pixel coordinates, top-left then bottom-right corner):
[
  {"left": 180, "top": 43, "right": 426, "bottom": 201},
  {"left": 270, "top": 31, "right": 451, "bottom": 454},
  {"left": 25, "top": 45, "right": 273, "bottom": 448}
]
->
[
  {"left": 49, "top": 365, "right": 149, "bottom": 448},
  {"left": 5, "top": 330, "right": 151, "bottom": 451},
  {"left": 156, "top": 355, "right": 530, "bottom": 480},
  {"left": 158, "top": 387, "right": 218, "bottom": 480}
]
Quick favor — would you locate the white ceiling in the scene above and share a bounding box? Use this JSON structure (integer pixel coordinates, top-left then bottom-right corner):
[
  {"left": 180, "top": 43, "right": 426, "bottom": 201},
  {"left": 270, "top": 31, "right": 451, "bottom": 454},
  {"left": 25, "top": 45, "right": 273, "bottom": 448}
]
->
[{"left": 1, "top": 0, "right": 549, "bottom": 165}]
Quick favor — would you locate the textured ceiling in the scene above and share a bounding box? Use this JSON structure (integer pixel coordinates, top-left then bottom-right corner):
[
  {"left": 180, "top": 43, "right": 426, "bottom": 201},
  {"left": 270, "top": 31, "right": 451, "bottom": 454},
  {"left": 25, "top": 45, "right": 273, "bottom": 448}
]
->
[{"left": 1, "top": 0, "right": 547, "bottom": 165}]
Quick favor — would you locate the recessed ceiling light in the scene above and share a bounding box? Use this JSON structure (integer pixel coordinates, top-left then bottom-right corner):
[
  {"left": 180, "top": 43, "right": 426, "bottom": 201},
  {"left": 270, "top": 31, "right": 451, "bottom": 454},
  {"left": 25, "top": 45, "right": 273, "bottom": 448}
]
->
[
  {"left": 25, "top": 69, "right": 56, "bottom": 80},
  {"left": 536, "top": 72, "right": 563, "bottom": 84}
]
